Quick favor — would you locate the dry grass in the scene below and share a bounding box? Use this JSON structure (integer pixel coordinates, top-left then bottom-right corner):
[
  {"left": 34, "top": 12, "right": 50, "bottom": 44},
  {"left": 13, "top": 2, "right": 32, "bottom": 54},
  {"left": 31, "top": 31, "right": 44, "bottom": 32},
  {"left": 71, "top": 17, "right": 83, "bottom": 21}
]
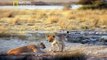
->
[{"left": 0, "top": 9, "right": 107, "bottom": 35}]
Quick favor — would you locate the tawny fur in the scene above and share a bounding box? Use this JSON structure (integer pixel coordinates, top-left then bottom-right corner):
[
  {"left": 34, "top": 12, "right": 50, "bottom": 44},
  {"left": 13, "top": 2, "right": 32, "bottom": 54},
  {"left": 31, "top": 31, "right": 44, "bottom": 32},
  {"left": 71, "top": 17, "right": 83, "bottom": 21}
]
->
[
  {"left": 47, "top": 34, "right": 66, "bottom": 52},
  {"left": 7, "top": 43, "right": 46, "bottom": 55}
]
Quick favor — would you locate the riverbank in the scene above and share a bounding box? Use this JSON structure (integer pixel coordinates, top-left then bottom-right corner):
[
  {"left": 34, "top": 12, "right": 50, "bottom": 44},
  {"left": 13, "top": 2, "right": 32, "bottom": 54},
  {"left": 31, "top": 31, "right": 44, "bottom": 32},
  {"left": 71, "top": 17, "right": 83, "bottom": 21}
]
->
[{"left": 0, "top": 39, "right": 107, "bottom": 60}]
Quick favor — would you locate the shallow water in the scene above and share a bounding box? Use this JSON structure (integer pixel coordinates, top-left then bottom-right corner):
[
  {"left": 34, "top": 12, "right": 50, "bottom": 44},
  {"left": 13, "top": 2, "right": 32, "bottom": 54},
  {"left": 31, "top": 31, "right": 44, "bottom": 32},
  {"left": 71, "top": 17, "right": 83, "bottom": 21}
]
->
[{"left": 0, "top": 5, "right": 82, "bottom": 10}]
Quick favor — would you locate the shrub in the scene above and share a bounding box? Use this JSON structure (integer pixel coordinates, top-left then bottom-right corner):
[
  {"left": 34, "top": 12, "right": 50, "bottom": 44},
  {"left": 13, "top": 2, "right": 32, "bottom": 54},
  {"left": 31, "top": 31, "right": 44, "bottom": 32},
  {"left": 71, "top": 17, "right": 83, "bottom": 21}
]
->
[
  {"left": 78, "top": 0, "right": 93, "bottom": 5},
  {"left": 78, "top": 0, "right": 107, "bottom": 9}
]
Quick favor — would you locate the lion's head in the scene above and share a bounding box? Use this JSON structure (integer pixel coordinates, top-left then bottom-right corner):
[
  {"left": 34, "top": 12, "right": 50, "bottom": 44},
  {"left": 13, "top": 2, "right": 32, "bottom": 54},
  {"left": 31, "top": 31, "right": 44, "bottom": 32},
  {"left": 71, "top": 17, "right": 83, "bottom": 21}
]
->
[{"left": 47, "top": 35, "right": 55, "bottom": 42}]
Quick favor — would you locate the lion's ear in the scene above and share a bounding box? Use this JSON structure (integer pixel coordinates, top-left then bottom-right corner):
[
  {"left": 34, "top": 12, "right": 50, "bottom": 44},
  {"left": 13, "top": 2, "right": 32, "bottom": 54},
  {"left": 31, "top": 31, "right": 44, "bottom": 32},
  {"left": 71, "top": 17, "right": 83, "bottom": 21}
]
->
[{"left": 67, "top": 31, "right": 69, "bottom": 34}]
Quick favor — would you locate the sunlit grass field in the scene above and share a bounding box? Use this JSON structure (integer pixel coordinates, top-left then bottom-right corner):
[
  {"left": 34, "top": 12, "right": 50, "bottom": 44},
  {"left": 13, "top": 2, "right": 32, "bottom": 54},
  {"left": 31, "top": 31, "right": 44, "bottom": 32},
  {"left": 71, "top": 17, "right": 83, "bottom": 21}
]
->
[{"left": 0, "top": 9, "right": 107, "bottom": 35}]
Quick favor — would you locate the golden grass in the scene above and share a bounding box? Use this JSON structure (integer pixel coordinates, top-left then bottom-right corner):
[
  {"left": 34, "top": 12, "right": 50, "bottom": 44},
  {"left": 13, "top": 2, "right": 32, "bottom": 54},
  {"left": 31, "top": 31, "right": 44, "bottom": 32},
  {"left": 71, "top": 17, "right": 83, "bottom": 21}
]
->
[{"left": 0, "top": 9, "right": 107, "bottom": 35}]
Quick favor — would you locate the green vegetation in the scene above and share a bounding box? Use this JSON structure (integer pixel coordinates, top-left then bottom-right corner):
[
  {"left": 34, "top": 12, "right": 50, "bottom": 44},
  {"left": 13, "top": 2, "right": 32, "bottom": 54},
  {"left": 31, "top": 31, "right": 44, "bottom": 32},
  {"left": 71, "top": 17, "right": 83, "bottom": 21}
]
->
[{"left": 78, "top": 0, "right": 107, "bottom": 9}]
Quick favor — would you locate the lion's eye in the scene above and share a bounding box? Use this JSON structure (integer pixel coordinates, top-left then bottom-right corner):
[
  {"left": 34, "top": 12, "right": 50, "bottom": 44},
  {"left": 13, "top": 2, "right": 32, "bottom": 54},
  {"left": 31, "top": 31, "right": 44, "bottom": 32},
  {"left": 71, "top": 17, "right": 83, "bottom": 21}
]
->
[{"left": 53, "top": 36, "right": 55, "bottom": 38}]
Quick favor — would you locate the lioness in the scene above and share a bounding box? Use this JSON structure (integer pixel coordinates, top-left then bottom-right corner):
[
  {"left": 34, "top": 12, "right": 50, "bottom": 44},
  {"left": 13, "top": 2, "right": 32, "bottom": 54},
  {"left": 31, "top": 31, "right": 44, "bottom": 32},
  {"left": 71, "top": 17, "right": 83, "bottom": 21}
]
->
[
  {"left": 7, "top": 42, "right": 46, "bottom": 55},
  {"left": 47, "top": 33, "right": 67, "bottom": 52}
]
